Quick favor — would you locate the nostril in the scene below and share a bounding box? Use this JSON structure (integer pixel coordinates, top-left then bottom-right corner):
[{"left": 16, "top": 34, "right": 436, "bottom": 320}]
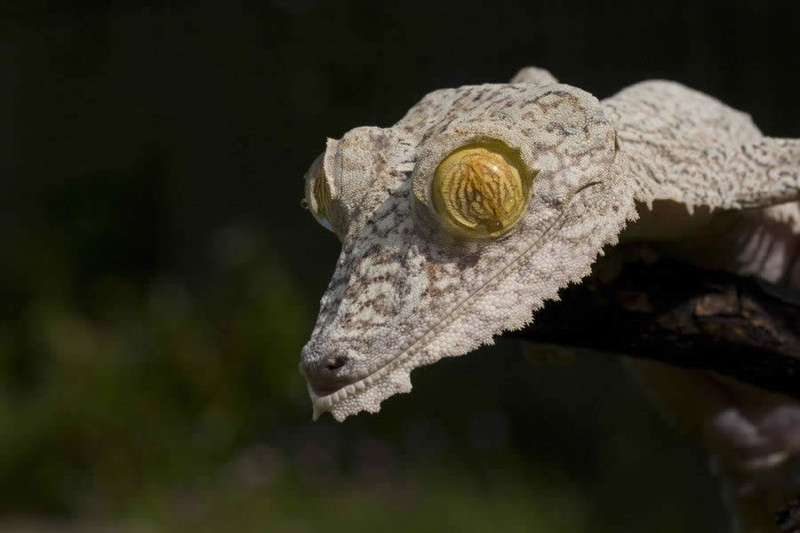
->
[
  {"left": 301, "top": 354, "right": 352, "bottom": 397},
  {"left": 325, "top": 356, "right": 348, "bottom": 371}
]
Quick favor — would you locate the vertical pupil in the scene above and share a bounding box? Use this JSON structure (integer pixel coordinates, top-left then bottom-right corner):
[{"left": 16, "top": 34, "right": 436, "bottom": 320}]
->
[{"left": 486, "top": 219, "right": 503, "bottom": 232}]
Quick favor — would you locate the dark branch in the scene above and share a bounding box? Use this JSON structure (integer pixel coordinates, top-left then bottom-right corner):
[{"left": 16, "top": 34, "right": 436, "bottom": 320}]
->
[{"left": 505, "top": 250, "right": 800, "bottom": 400}]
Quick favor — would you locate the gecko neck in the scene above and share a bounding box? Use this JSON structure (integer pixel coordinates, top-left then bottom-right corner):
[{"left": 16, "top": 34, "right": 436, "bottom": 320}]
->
[
  {"left": 606, "top": 131, "right": 800, "bottom": 290},
  {"left": 610, "top": 139, "right": 800, "bottom": 290},
  {"left": 621, "top": 194, "right": 800, "bottom": 292}
]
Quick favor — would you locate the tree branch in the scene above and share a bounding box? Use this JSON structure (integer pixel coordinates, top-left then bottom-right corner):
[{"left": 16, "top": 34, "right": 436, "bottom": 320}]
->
[{"left": 506, "top": 250, "right": 800, "bottom": 401}]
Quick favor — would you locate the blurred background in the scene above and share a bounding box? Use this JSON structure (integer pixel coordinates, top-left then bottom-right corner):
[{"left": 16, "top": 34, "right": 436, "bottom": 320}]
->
[{"left": 1, "top": 1, "right": 799, "bottom": 531}]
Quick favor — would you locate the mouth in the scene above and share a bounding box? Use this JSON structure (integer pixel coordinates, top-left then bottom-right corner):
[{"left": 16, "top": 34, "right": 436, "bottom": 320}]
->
[
  {"left": 310, "top": 384, "right": 345, "bottom": 398},
  {"left": 308, "top": 377, "right": 372, "bottom": 420}
]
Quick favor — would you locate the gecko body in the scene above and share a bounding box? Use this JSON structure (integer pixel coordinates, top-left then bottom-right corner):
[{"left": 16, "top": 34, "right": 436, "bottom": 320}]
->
[{"left": 299, "top": 68, "right": 800, "bottom": 531}]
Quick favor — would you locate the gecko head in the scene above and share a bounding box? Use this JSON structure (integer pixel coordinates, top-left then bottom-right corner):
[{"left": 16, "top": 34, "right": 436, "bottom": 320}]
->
[{"left": 300, "top": 81, "right": 638, "bottom": 421}]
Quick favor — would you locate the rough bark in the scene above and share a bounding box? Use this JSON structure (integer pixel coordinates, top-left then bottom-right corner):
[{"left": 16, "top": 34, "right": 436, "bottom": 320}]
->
[{"left": 507, "top": 252, "right": 800, "bottom": 401}]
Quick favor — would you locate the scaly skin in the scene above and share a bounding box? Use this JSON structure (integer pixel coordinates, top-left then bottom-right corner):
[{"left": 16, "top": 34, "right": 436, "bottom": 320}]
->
[
  {"left": 301, "top": 75, "right": 636, "bottom": 421},
  {"left": 299, "top": 67, "right": 800, "bottom": 531}
]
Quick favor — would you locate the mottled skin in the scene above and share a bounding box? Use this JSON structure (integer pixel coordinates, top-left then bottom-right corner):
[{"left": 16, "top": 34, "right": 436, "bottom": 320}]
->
[{"left": 299, "top": 67, "right": 800, "bottom": 531}]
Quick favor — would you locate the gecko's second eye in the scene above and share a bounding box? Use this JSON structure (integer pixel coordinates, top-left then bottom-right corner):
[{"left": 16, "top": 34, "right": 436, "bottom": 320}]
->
[
  {"left": 303, "top": 153, "right": 343, "bottom": 237},
  {"left": 431, "top": 143, "right": 537, "bottom": 239}
]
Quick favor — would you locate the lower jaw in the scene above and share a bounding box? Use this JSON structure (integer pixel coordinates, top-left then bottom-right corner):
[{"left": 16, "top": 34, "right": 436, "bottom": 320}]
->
[{"left": 311, "top": 385, "right": 345, "bottom": 398}]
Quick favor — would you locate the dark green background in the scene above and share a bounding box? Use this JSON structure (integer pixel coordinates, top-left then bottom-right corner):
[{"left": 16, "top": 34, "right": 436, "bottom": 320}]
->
[{"left": 1, "top": 1, "right": 798, "bottom": 531}]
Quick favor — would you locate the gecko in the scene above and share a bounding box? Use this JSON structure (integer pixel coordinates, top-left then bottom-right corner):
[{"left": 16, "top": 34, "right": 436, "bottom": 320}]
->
[{"left": 298, "top": 67, "right": 800, "bottom": 531}]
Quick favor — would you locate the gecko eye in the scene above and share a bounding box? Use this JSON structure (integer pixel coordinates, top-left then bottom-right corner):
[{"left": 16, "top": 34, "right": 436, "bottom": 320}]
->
[
  {"left": 431, "top": 143, "right": 537, "bottom": 239},
  {"left": 303, "top": 153, "right": 343, "bottom": 237}
]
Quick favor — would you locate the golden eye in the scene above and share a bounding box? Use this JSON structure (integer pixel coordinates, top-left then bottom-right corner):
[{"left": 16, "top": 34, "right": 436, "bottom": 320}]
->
[
  {"left": 432, "top": 143, "right": 536, "bottom": 239},
  {"left": 303, "top": 153, "right": 339, "bottom": 235}
]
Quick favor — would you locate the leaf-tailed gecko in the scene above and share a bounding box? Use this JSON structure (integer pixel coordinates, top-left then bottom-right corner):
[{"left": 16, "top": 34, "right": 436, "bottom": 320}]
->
[{"left": 298, "top": 67, "right": 800, "bottom": 531}]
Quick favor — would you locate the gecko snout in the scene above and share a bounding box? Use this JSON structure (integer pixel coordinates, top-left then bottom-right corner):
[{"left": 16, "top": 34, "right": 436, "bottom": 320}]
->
[{"left": 299, "top": 353, "right": 352, "bottom": 398}]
